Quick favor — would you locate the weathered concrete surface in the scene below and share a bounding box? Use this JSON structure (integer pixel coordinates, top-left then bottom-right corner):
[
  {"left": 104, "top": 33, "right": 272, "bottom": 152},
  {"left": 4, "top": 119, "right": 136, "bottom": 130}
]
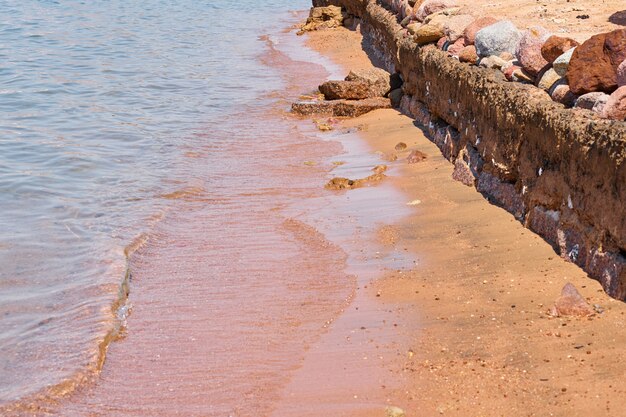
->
[{"left": 326, "top": 0, "right": 626, "bottom": 299}]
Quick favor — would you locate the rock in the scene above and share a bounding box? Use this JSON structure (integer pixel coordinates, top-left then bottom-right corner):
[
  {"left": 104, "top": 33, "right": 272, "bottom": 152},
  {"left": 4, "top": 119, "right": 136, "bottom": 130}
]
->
[
  {"left": 458, "top": 45, "right": 478, "bottom": 63},
  {"left": 603, "top": 86, "right": 626, "bottom": 120},
  {"left": 319, "top": 80, "right": 371, "bottom": 100},
  {"left": 475, "top": 20, "right": 522, "bottom": 58},
  {"left": 498, "top": 51, "right": 515, "bottom": 61},
  {"left": 372, "top": 164, "right": 388, "bottom": 174},
  {"left": 407, "top": 149, "right": 428, "bottom": 163},
  {"left": 592, "top": 94, "right": 610, "bottom": 115},
  {"left": 423, "top": 6, "right": 460, "bottom": 23},
  {"left": 549, "top": 283, "right": 595, "bottom": 317},
  {"left": 345, "top": 68, "right": 392, "bottom": 97},
  {"left": 436, "top": 36, "right": 448, "bottom": 50},
  {"left": 325, "top": 172, "right": 386, "bottom": 190},
  {"left": 447, "top": 37, "right": 466, "bottom": 56},
  {"left": 325, "top": 177, "right": 355, "bottom": 189},
  {"left": 414, "top": 0, "right": 457, "bottom": 22},
  {"left": 618, "top": 59, "right": 626, "bottom": 87},
  {"left": 413, "top": 18, "right": 446, "bottom": 45},
  {"left": 515, "top": 26, "right": 551, "bottom": 76},
  {"left": 503, "top": 64, "right": 522, "bottom": 81},
  {"left": 300, "top": 6, "right": 345, "bottom": 33},
  {"left": 478, "top": 55, "right": 507, "bottom": 70},
  {"left": 452, "top": 157, "right": 475, "bottom": 186},
  {"left": 291, "top": 97, "right": 391, "bottom": 117},
  {"left": 386, "top": 406, "right": 406, "bottom": 417},
  {"left": 537, "top": 68, "right": 561, "bottom": 91},
  {"left": 456, "top": 144, "right": 483, "bottom": 184},
  {"left": 443, "top": 14, "right": 475, "bottom": 42},
  {"left": 395, "top": 142, "right": 408, "bottom": 151},
  {"left": 552, "top": 47, "right": 576, "bottom": 77},
  {"left": 574, "top": 92, "right": 610, "bottom": 111},
  {"left": 391, "top": 0, "right": 413, "bottom": 20},
  {"left": 389, "top": 88, "right": 403, "bottom": 107},
  {"left": 462, "top": 16, "right": 499, "bottom": 45},
  {"left": 541, "top": 35, "right": 580, "bottom": 63},
  {"left": 406, "top": 22, "right": 421, "bottom": 35},
  {"left": 512, "top": 68, "right": 534, "bottom": 83},
  {"left": 550, "top": 82, "right": 578, "bottom": 107},
  {"left": 568, "top": 29, "right": 626, "bottom": 95}
]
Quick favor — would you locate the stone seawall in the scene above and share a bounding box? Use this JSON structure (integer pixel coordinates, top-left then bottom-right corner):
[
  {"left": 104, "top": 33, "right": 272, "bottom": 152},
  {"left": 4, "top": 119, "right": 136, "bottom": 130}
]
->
[{"left": 315, "top": 0, "right": 626, "bottom": 299}]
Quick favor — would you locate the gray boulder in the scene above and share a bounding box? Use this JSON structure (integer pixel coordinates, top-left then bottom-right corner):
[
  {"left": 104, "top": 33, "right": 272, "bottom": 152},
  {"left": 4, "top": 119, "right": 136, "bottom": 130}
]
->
[{"left": 475, "top": 20, "right": 522, "bottom": 58}]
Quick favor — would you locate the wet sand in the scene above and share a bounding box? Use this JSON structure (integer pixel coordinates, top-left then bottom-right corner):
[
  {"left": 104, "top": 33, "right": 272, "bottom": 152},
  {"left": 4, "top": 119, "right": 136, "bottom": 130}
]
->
[{"left": 304, "top": 24, "right": 626, "bottom": 416}]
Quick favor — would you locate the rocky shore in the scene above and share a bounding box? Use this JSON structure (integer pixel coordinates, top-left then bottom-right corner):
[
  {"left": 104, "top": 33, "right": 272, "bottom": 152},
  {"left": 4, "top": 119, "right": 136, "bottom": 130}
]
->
[{"left": 298, "top": 0, "right": 626, "bottom": 301}]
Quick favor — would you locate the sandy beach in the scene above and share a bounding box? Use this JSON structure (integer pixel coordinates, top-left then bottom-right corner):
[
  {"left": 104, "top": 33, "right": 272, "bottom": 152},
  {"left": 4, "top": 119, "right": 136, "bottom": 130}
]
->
[
  {"left": 301, "top": 19, "right": 626, "bottom": 416},
  {"left": 4, "top": 2, "right": 624, "bottom": 416}
]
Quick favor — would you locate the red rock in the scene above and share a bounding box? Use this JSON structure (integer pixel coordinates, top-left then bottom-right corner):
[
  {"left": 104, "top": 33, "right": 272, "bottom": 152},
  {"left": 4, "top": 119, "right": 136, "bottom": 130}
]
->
[
  {"left": 436, "top": 36, "right": 448, "bottom": 50},
  {"left": 503, "top": 64, "right": 522, "bottom": 81},
  {"left": 515, "top": 26, "right": 551, "bottom": 76},
  {"left": 541, "top": 35, "right": 580, "bottom": 63},
  {"left": 618, "top": 59, "right": 626, "bottom": 87},
  {"left": 447, "top": 37, "right": 466, "bottom": 55},
  {"left": 549, "top": 283, "right": 595, "bottom": 317},
  {"left": 319, "top": 80, "right": 372, "bottom": 100},
  {"left": 458, "top": 45, "right": 478, "bottom": 63},
  {"left": 568, "top": 29, "right": 626, "bottom": 95},
  {"left": 602, "top": 85, "right": 626, "bottom": 120},
  {"left": 462, "top": 16, "right": 498, "bottom": 45},
  {"left": 407, "top": 149, "right": 428, "bottom": 163}
]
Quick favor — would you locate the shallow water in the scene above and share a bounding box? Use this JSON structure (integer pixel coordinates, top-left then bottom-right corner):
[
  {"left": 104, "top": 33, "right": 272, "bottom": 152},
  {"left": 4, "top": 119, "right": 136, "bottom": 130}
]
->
[{"left": 0, "top": 0, "right": 316, "bottom": 411}]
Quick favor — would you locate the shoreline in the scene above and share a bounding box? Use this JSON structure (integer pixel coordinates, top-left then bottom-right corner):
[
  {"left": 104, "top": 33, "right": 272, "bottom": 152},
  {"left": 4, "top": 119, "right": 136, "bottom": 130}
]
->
[{"left": 302, "top": 23, "right": 626, "bottom": 416}]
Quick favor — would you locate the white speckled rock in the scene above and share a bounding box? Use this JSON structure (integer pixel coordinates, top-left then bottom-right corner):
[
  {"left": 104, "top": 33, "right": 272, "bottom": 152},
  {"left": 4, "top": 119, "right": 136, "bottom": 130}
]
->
[
  {"left": 475, "top": 20, "right": 522, "bottom": 58},
  {"left": 553, "top": 47, "right": 576, "bottom": 77}
]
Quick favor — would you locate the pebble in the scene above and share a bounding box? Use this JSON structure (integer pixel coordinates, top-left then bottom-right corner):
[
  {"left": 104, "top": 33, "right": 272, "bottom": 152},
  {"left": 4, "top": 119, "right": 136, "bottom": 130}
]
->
[
  {"left": 395, "top": 142, "right": 408, "bottom": 151},
  {"left": 386, "top": 406, "right": 406, "bottom": 417},
  {"left": 407, "top": 149, "right": 428, "bottom": 163}
]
